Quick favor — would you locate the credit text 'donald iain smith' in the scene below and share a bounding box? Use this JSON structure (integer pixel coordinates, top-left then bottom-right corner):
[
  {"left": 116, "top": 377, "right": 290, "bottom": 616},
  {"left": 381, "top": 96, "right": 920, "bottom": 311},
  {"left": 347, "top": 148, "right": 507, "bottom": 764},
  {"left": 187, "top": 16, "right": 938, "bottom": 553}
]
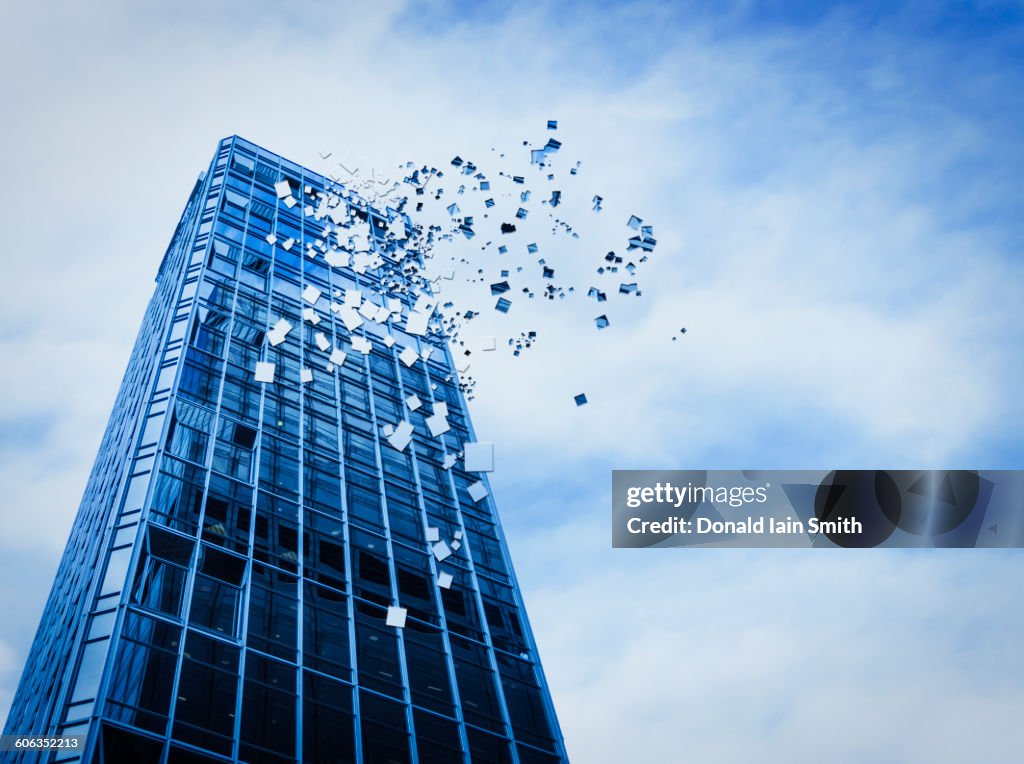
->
[{"left": 611, "top": 470, "right": 1024, "bottom": 548}]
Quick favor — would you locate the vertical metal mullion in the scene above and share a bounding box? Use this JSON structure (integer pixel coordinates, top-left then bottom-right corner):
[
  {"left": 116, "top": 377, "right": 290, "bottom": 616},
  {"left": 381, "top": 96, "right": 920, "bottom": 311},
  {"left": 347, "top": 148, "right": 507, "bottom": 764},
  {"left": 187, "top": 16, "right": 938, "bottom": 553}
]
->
[
  {"left": 323, "top": 202, "right": 365, "bottom": 761},
  {"left": 456, "top": 355, "right": 569, "bottom": 762},
  {"left": 80, "top": 151, "right": 219, "bottom": 764},
  {"left": 420, "top": 340, "right": 520, "bottom": 763},
  {"left": 360, "top": 306, "right": 420, "bottom": 764},
  {"left": 228, "top": 139, "right": 271, "bottom": 762},
  {"left": 164, "top": 142, "right": 251, "bottom": 764},
  {"left": 390, "top": 327, "right": 473, "bottom": 764}
]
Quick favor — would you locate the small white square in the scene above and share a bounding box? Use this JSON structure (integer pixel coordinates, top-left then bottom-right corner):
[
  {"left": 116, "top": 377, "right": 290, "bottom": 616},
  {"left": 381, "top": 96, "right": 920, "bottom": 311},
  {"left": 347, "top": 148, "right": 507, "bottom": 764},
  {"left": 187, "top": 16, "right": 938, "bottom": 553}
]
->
[
  {"left": 265, "top": 233, "right": 278, "bottom": 246},
  {"left": 426, "top": 414, "right": 450, "bottom": 437},
  {"left": 386, "top": 606, "right": 407, "bottom": 628},
  {"left": 437, "top": 572, "right": 454, "bottom": 589},
  {"left": 434, "top": 402, "right": 449, "bottom": 418},
  {"left": 442, "top": 454, "right": 457, "bottom": 470},
  {"left": 426, "top": 527, "right": 440, "bottom": 542},
  {"left": 432, "top": 541, "right": 452, "bottom": 562},
  {"left": 359, "top": 300, "right": 379, "bottom": 320},
  {"left": 339, "top": 306, "right": 364, "bottom": 332},
  {"left": 387, "top": 421, "right": 414, "bottom": 452},
  {"left": 314, "top": 332, "right": 331, "bottom": 352},
  {"left": 414, "top": 295, "right": 437, "bottom": 314},
  {"left": 383, "top": 334, "right": 396, "bottom": 348},
  {"left": 467, "top": 481, "right": 488, "bottom": 502},
  {"left": 405, "top": 311, "right": 429, "bottom": 336},
  {"left": 300, "top": 368, "right": 313, "bottom": 384},
  {"left": 302, "top": 308, "right": 320, "bottom": 325},
  {"left": 450, "top": 540, "right": 461, "bottom": 551},
  {"left": 481, "top": 336, "right": 496, "bottom": 351},
  {"left": 351, "top": 336, "right": 372, "bottom": 354},
  {"left": 324, "top": 250, "right": 347, "bottom": 268},
  {"left": 399, "top": 347, "right": 419, "bottom": 367},
  {"left": 405, "top": 394, "right": 422, "bottom": 412},
  {"left": 274, "top": 180, "right": 292, "bottom": 199},
  {"left": 302, "top": 285, "right": 322, "bottom": 305},
  {"left": 345, "top": 288, "right": 362, "bottom": 307},
  {"left": 463, "top": 442, "right": 494, "bottom": 472},
  {"left": 254, "top": 362, "right": 275, "bottom": 383},
  {"left": 283, "top": 195, "right": 298, "bottom": 208},
  {"left": 267, "top": 317, "right": 292, "bottom": 347},
  {"left": 420, "top": 347, "right": 434, "bottom": 362},
  {"left": 282, "top": 238, "right": 295, "bottom": 251},
  {"left": 454, "top": 530, "right": 463, "bottom": 541},
  {"left": 329, "top": 349, "right": 347, "bottom": 366}
]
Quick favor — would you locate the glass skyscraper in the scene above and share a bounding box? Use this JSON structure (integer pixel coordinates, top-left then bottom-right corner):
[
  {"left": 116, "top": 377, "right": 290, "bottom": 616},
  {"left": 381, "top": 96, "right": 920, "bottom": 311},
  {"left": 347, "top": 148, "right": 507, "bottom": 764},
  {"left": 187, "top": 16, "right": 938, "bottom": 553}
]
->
[{"left": 3, "top": 137, "right": 567, "bottom": 764}]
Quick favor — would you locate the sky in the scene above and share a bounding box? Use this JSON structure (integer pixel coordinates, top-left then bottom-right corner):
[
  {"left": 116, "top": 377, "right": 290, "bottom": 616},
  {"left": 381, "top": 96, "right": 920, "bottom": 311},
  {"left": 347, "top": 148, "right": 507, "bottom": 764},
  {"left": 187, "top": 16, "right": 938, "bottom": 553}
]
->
[{"left": 0, "top": 0, "right": 1023, "bottom": 761}]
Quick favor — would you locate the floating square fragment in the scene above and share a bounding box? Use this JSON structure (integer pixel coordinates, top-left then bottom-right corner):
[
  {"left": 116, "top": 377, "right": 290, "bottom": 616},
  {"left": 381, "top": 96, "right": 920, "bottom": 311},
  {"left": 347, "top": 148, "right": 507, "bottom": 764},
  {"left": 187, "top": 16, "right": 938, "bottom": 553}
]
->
[
  {"left": 351, "top": 336, "right": 372, "bottom": 354},
  {"left": 432, "top": 541, "right": 452, "bottom": 562},
  {"left": 426, "top": 527, "right": 440, "bottom": 542},
  {"left": 467, "top": 481, "right": 488, "bottom": 502},
  {"left": 302, "top": 285, "right": 322, "bottom": 305},
  {"left": 405, "top": 394, "right": 422, "bottom": 412},
  {"left": 358, "top": 300, "right": 379, "bottom": 320},
  {"left": 300, "top": 368, "right": 313, "bottom": 384},
  {"left": 437, "top": 571, "right": 454, "bottom": 589},
  {"left": 314, "top": 332, "right": 331, "bottom": 352},
  {"left": 385, "top": 606, "right": 407, "bottom": 628},
  {"left": 387, "top": 421, "right": 414, "bottom": 452},
  {"left": 329, "top": 348, "right": 347, "bottom": 366},
  {"left": 574, "top": 393, "right": 588, "bottom": 406},
  {"left": 254, "top": 362, "right": 275, "bottom": 383},
  {"left": 339, "top": 306, "right": 364, "bottom": 332},
  {"left": 399, "top": 347, "right": 419, "bottom": 367},
  {"left": 405, "top": 311, "right": 429, "bottom": 336},
  {"left": 426, "top": 413, "right": 450, "bottom": 437},
  {"left": 463, "top": 442, "right": 494, "bottom": 472},
  {"left": 267, "top": 318, "right": 293, "bottom": 346}
]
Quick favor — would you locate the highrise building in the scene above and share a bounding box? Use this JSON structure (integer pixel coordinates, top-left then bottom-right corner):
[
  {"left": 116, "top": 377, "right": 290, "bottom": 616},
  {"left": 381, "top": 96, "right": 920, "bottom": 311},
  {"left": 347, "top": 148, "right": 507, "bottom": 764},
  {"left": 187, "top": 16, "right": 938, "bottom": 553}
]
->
[{"left": 3, "top": 137, "right": 567, "bottom": 764}]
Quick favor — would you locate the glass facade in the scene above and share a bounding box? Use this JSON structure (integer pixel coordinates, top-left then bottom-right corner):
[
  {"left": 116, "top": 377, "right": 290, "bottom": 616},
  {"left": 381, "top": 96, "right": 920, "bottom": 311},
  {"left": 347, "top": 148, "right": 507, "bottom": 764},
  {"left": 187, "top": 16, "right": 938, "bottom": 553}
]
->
[{"left": 3, "top": 137, "right": 567, "bottom": 763}]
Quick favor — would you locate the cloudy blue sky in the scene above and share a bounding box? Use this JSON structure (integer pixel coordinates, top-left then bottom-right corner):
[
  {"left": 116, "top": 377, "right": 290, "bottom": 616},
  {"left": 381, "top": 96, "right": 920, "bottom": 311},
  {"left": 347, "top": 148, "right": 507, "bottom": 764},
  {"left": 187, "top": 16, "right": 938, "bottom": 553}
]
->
[{"left": 1, "top": 1, "right": 1022, "bottom": 761}]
